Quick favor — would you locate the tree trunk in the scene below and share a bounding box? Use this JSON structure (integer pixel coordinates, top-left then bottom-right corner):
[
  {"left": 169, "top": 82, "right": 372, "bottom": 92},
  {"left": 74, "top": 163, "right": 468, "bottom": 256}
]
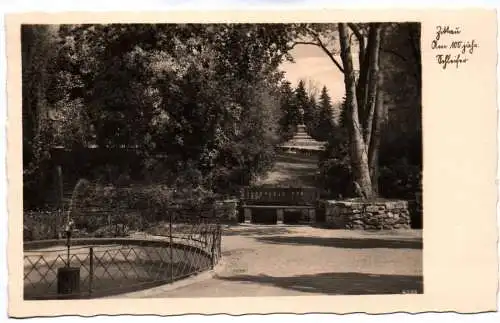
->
[
  {"left": 356, "top": 49, "right": 370, "bottom": 124},
  {"left": 338, "top": 23, "right": 373, "bottom": 199},
  {"left": 368, "top": 88, "right": 385, "bottom": 195},
  {"left": 362, "top": 24, "right": 382, "bottom": 146}
]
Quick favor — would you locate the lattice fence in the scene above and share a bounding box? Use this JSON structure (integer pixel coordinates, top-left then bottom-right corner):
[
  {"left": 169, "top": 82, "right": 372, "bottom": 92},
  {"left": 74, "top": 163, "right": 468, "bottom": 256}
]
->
[{"left": 24, "top": 206, "right": 223, "bottom": 300}]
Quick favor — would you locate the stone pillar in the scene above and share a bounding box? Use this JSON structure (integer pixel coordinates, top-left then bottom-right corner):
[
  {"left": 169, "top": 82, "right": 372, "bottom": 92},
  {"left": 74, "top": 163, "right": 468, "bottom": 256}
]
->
[
  {"left": 309, "top": 208, "right": 316, "bottom": 223},
  {"left": 57, "top": 267, "right": 80, "bottom": 298},
  {"left": 276, "top": 209, "right": 284, "bottom": 224},
  {"left": 244, "top": 208, "right": 252, "bottom": 223}
]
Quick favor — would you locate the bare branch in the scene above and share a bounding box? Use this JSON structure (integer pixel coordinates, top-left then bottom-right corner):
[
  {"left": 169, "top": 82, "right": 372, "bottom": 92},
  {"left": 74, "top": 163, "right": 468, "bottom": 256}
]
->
[
  {"left": 289, "top": 41, "right": 321, "bottom": 49},
  {"left": 348, "top": 23, "right": 365, "bottom": 40},
  {"left": 301, "top": 27, "right": 345, "bottom": 73},
  {"left": 290, "top": 40, "right": 344, "bottom": 73},
  {"left": 381, "top": 47, "right": 408, "bottom": 62},
  {"left": 348, "top": 23, "right": 367, "bottom": 67}
]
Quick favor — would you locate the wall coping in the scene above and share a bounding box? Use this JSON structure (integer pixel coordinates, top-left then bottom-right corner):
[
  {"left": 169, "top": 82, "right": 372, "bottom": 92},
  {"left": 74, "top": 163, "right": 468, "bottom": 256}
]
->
[{"left": 320, "top": 199, "right": 408, "bottom": 209}]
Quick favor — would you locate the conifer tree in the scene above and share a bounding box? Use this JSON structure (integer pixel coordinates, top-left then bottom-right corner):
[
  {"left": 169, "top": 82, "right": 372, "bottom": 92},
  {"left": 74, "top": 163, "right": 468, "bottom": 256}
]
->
[{"left": 316, "top": 86, "right": 334, "bottom": 141}]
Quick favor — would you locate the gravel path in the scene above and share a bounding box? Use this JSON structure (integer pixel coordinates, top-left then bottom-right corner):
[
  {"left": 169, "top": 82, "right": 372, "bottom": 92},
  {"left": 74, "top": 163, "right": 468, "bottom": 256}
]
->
[
  {"left": 255, "top": 153, "right": 319, "bottom": 187},
  {"left": 146, "top": 224, "right": 423, "bottom": 297}
]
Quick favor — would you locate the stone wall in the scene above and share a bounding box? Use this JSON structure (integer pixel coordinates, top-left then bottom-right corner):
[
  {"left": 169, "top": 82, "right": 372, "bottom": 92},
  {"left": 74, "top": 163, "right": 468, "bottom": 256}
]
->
[{"left": 318, "top": 199, "right": 411, "bottom": 230}]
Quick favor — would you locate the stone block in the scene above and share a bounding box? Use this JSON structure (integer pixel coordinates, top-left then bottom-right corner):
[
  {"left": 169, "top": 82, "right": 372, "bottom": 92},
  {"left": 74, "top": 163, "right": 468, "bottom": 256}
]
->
[
  {"left": 244, "top": 208, "right": 252, "bottom": 223},
  {"left": 365, "top": 205, "right": 379, "bottom": 212},
  {"left": 277, "top": 209, "right": 284, "bottom": 222}
]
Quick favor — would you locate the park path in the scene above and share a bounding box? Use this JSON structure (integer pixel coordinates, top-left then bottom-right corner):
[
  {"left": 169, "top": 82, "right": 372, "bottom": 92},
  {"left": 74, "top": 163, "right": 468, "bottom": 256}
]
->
[
  {"left": 143, "top": 225, "right": 423, "bottom": 298},
  {"left": 255, "top": 152, "right": 320, "bottom": 187}
]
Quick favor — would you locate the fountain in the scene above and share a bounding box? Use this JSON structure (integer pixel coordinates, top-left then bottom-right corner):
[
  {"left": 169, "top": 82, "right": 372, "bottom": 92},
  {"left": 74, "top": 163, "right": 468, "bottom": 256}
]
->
[{"left": 23, "top": 179, "right": 223, "bottom": 299}]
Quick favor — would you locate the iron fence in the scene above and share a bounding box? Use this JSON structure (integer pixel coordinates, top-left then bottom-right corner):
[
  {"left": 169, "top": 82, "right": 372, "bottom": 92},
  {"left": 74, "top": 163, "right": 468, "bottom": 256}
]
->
[{"left": 23, "top": 207, "right": 222, "bottom": 300}]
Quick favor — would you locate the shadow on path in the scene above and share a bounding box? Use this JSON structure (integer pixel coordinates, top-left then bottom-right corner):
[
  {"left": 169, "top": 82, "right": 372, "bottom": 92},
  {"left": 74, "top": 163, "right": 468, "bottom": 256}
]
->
[
  {"left": 216, "top": 272, "right": 423, "bottom": 295},
  {"left": 256, "top": 236, "right": 423, "bottom": 249}
]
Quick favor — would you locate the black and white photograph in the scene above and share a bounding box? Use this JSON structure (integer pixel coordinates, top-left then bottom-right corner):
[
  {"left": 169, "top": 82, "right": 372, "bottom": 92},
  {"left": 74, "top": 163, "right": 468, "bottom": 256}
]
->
[{"left": 20, "top": 22, "right": 424, "bottom": 301}]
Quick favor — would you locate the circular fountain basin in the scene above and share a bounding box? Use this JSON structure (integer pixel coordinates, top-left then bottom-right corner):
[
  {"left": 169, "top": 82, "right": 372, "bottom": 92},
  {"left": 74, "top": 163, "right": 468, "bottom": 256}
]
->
[{"left": 23, "top": 237, "right": 214, "bottom": 299}]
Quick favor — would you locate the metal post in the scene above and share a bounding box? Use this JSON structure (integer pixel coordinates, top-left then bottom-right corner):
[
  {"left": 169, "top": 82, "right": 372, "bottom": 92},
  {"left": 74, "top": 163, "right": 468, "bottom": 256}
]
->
[
  {"left": 66, "top": 245, "right": 70, "bottom": 267},
  {"left": 211, "top": 222, "right": 217, "bottom": 269},
  {"left": 55, "top": 165, "right": 64, "bottom": 239},
  {"left": 65, "top": 229, "right": 71, "bottom": 267},
  {"left": 169, "top": 211, "right": 173, "bottom": 283},
  {"left": 89, "top": 247, "right": 94, "bottom": 296}
]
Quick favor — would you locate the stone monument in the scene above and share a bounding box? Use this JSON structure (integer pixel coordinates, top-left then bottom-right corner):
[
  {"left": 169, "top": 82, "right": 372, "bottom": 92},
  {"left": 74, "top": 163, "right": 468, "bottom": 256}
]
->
[{"left": 279, "top": 107, "right": 326, "bottom": 153}]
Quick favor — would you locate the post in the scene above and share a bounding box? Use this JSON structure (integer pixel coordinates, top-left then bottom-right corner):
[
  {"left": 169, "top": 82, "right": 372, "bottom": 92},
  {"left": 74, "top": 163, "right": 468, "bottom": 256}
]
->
[
  {"left": 55, "top": 165, "right": 64, "bottom": 239},
  {"left": 309, "top": 208, "right": 316, "bottom": 223},
  {"left": 244, "top": 208, "right": 252, "bottom": 223},
  {"left": 65, "top": 229, "right": 71, "bottom": 266},
  {"left": 57, "top": 267, "right": 80, "bottom": 298},
  {"left": 211, "top": 230, "right": 216, "bottom": 269},
  {"left": 89, "top": 247, "right": 94, "bottom": 296},
  {"left": 277, "top": 209, "right": 284, "bottom": 224},
  {"left": 218, "top": 225, "right": 222, "bottom": 257},
  {"left": 169, "top": 211, "right": 173, "bottom": 283},
  {"left": 57, "top": 223, "right": 80, "bottom": 298}
]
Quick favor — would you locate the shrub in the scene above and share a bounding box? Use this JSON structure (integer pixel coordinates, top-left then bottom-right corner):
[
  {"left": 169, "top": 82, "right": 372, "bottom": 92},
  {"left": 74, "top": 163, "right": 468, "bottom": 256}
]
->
[
  {"left": 379, "top": 160, "right": 422, "bottom": 200},
  {"left": 317, "top": 129, "right": 354, "bottom": 198}
]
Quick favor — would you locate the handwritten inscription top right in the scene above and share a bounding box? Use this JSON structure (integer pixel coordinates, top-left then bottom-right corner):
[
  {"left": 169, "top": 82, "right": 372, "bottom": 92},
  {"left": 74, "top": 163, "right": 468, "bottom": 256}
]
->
[{"left": 431, "top": 26, "right": 479, "bottom": 70}]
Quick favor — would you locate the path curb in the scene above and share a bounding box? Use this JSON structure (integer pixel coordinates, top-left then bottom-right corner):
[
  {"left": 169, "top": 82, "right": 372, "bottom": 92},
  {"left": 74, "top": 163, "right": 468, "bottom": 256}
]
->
[{"left": 104, "top": 258, "right": 227, "bottom": 299}]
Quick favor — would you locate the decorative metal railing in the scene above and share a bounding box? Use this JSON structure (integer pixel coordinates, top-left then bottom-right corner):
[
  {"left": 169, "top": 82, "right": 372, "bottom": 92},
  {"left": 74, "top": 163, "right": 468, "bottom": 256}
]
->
[{"left": 23, "top": 206, "right": 223, "bottom": 300}]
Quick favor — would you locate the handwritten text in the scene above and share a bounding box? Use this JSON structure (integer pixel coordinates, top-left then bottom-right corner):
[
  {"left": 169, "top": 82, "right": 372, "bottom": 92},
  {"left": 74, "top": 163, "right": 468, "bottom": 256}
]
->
[{"left": 431, "top": 25, "right": 479, "bottom": 70}]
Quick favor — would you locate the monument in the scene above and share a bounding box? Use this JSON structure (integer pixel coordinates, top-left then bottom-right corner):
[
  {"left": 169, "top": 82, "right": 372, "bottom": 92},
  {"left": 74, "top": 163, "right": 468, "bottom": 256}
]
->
[{"left": 279, "top": 107, "right": 327, "bottom": 154}]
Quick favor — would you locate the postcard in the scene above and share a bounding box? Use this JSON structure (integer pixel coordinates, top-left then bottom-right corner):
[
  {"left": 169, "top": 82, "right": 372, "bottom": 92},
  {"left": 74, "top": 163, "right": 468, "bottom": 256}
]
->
[{"left": 5, "top": 9, "right": 498, "bottom": 317}]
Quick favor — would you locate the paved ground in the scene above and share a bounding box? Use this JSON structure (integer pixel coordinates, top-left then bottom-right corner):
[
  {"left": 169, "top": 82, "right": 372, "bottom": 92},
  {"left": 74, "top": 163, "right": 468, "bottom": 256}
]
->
[{"left": 144, "top": 224, "right": 423, "bottom": 298}]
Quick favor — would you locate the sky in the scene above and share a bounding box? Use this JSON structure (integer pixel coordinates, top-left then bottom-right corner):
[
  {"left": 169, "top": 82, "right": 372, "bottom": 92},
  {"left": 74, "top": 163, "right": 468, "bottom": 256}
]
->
[{"left": 280, "top": 43, "right": 346, "bottom": 104}]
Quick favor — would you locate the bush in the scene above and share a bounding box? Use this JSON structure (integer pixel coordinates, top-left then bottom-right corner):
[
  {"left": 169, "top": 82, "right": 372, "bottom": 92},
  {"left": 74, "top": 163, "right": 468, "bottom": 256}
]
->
[
  {"left": 23, "top": 210, "right": 61, "bottom": 240},
  {"left": 317, "top": 129, "right": 354, "bottom": 198},
  {"left": 379, "top": 160, "right": 422, "bottom": 200}
]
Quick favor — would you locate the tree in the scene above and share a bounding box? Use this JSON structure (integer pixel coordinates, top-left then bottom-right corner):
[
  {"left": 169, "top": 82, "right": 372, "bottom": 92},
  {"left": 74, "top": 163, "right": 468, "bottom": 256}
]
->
[
  {"left": 289, "top": 23, "right": 421, "bottom": 198},
  {"left": 293, "top": 80, "right": 310, "bottom": 125},
  {"left": 377, "top": 23, "right": 422, "bottom": 206},
  {"left": 336, "top": 23, "right": 376, "bottom": 198},
  {"left": 316, "top": 86, "right": 335, "bottom": 141},
  {"left": 21, "top": 25, "right": 60, "bottom": 207},
  {"left": 307, "top": 95, "right": 319, "bottom": 137},
  {"left": 50, "top": 23, "right": 294, "bottom": 196},
  {"left": 22, "top": 25, "right": 58, "bottom": 164},
  {"left": 278, "top": 80, "right": 296, "bottom": 140}
]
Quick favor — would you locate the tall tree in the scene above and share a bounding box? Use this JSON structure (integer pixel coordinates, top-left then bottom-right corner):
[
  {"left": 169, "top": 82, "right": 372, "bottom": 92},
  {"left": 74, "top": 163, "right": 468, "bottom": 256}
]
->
[
  {"left": 52, "top": 23, "right": 295, "bottom": 194},
  {"left": 22, "top": 25, "right": 58, "bottom": 167},
  {"left": 21, "top": 25, "right": 60, "bottom": 207},
  {"left": 337, "top": 23, "right": 377, "bottom": 198},
  {"left": 293, "top": 80, "right": 310, "bottom": 126},
  {"left": 278, "top": 80, "right": 296, "bottom": 140},
  {"left": 289, "top": 22, "right": 419, "bottom": 198},
  {"left": 316, "top": 86, "right": 334, "bottom": 141},
  {"left": 307, "top": 94, "right": 319, "bottom": 137}
]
